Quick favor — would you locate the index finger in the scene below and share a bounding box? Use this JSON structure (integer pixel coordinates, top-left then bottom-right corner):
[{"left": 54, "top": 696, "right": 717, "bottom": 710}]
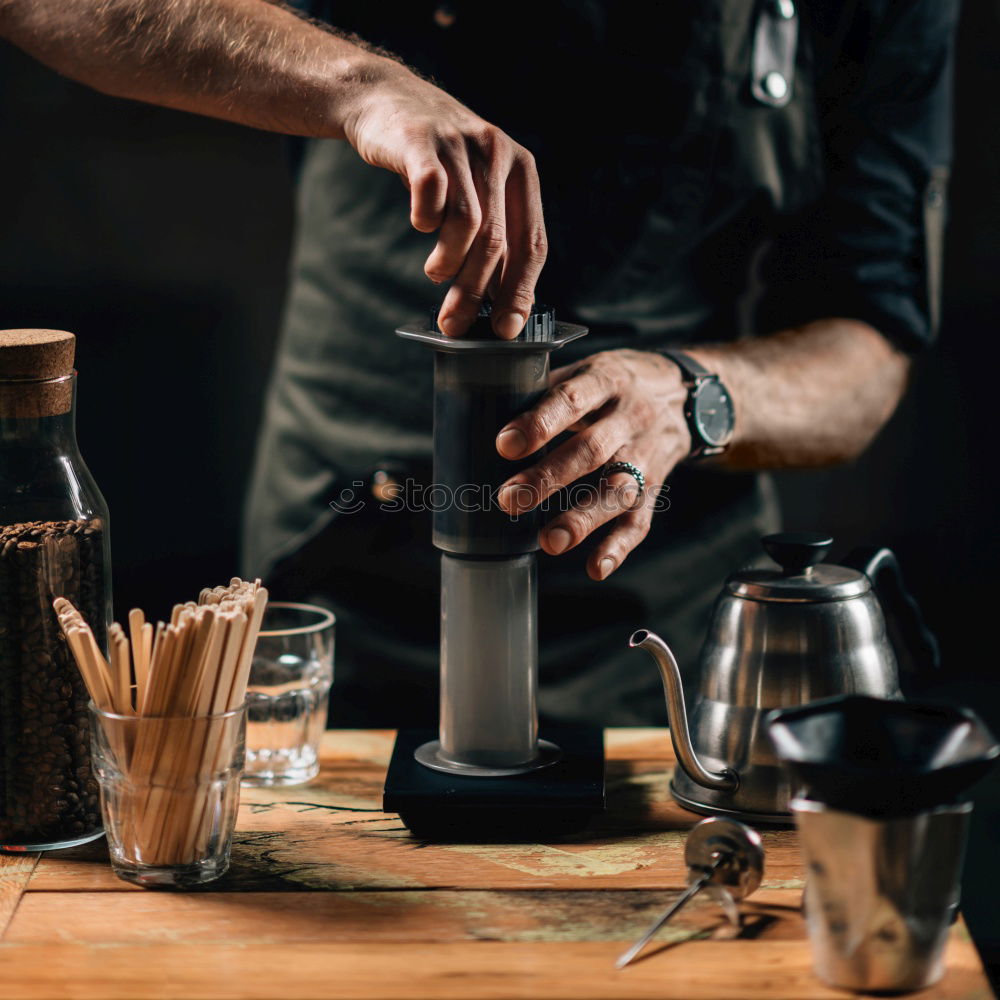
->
[
  {"left": 436, "top": 151, "right": 510, "bottom": 338},
  {"left": 404, "top": 149, "right": 448, "bottom": 233},
  {"left": 423, "top": 142, "right": 482, "bottom": 290},
  {"left": 491, "top": 153, "right": 547, "bottom": 340},
  {"left": 496, "top": 364, "right": 617, "bottom": 459}
]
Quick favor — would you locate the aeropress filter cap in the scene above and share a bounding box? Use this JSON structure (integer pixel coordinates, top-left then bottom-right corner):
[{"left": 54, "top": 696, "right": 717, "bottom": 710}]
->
[{"left": 767, "top": 694, "right": 1000, "bottom": 819}]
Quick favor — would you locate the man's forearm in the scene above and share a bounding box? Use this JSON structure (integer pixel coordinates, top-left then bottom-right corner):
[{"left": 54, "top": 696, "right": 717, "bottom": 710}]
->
[
  {"left": 0, "top": 0, "right": 390, "bottom": 137},
  {"left": 687, "top": 319, "right": 911, "bottom": 469}
]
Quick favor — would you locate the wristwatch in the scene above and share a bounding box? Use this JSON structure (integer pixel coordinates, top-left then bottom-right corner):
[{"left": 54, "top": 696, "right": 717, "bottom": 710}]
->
[{"left": 660, "top": 349, "right": 735, "bottom": 458}]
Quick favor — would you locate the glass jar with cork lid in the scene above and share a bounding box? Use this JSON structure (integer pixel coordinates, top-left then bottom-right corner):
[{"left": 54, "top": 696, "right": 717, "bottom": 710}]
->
[{"left": 0, "top": 330, "right": 111, "bottom": 850}]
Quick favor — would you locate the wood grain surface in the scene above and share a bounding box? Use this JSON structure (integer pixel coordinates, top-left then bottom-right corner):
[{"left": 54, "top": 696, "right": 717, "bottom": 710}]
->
[
  {"left": 5, "top": 887, "right": 806, "bottom": 944},
  {"left": 0, "top": 941, "right": 990, "bottom": 1000},
  {"left": 0, "top": 854, "right": 38, "bottom": 937},
  {"left": 0, "top": 729, "right": 992, "bottom": 1000}
]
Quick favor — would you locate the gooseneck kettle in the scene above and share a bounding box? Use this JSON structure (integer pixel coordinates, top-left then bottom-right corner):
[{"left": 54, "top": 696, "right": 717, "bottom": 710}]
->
[{"left": 631, "top": 532, "right": 939, "bottom": 823}]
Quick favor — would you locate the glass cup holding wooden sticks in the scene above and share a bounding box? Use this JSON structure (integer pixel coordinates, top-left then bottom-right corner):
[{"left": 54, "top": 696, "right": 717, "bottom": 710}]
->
[
  {"left": 90, "top": 703, "right": 247, "bottom": 888},
  {"left": 242, "top": 603, "right": 335, "bottom": 787}
]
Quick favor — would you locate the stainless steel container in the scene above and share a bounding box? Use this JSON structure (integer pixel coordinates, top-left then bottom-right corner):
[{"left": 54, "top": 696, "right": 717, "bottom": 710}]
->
[{"left": 792, "top": 797, "right": 971, "bottom": 993}]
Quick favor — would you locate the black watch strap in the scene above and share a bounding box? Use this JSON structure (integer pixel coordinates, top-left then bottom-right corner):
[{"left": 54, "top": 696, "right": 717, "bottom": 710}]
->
[
  {"left": 659, "top": 348, "right": 733, "bottom": 460},
  {"left": 660, "top": 348, "right": 712, "bottom": 382}
]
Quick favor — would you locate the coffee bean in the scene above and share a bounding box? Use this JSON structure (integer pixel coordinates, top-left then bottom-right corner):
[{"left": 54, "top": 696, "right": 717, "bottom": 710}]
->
[{"left": 0, "top": 518, "right": 105, "bottom": 847}]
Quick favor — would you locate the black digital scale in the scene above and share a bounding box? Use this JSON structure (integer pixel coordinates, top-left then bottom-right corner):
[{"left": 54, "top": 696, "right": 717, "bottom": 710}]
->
[{"left": 384, "top": 726, "right": 605, "bottom": 840}]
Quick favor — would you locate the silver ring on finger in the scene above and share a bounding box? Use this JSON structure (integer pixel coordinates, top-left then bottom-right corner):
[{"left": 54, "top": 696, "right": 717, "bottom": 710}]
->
[{"left": 600, "top": 460, "right": 645, "bottom": 497}]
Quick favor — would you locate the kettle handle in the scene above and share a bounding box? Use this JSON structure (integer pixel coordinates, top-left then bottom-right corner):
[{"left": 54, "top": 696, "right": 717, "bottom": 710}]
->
[{"left": 843, "top": 546, "right": 941, "bottom": 674}]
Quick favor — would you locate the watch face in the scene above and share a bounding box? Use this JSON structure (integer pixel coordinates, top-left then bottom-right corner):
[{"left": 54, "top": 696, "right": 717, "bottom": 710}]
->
[{"left": 693, "top": 378, "right": 735, "bottom": 446}]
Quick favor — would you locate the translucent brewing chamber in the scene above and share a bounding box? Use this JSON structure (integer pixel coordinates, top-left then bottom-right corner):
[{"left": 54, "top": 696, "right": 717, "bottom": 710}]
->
[
  {"left": 0, "top": 330, "right": 112, "bottom": 850},
  {"left": 438, "top": 555, "right": 538, "bottom": 768}
]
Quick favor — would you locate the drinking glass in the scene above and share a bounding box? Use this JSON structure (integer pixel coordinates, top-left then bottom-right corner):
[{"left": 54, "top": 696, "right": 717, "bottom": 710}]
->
[
  {"left": 90, "top": 703, "right": 246, "bottom": 888},
  {"left": 242, "top": 602, "right": 335, "bottom": 786}
]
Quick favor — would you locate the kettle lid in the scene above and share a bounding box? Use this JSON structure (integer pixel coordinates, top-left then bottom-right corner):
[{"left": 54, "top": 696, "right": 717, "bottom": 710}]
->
[{"left": 728, "top": 533, "right": 870, "bottom": 602}]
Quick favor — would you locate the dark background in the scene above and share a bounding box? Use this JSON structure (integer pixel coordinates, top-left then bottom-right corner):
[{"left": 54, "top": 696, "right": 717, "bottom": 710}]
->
[{"left": 2, "top": 0, "right": 999, "bottom": 981}]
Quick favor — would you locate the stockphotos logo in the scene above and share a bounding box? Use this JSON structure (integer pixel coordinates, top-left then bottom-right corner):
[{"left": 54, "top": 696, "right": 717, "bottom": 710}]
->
[{"left": 329, "top": 479, "right": 671, "bottom": 516}]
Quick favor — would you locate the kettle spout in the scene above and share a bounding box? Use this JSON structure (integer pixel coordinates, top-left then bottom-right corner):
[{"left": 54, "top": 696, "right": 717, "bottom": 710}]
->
[{"left": 629, "top": 629, "right": 739, "bottom": 793}]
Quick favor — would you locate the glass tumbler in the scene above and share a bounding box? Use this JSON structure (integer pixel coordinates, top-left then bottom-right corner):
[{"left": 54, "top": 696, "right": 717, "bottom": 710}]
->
[
  {"left": 242, "top": 602, "right": 335, "bottom": 786},
  {"left": 90, "top": 704, "right": 246, "bottom": 888}
]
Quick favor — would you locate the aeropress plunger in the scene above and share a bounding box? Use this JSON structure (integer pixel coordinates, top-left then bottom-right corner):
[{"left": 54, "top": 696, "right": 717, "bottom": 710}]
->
[{"left": 382, "top": 305, "right": 606, "bottom": 839}]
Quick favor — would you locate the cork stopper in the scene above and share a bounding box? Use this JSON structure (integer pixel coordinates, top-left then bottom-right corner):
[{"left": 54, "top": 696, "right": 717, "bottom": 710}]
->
[
  {"left": 0, "top": 330, "right": 76, "bottom": 417},
  {"left": 0, "top": 330, "right": 76, "bottom": 379}
]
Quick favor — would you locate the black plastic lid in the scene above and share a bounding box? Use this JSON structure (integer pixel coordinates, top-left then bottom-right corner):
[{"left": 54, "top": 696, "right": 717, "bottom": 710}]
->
[{"left": 768, "top": 694, "right": 1000, "bottom": 818}]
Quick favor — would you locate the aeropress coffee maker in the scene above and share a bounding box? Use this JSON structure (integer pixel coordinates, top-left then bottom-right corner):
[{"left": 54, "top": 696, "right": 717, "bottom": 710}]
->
[{"left": 382, "top": 305, "right": 606, "bottom": 839}]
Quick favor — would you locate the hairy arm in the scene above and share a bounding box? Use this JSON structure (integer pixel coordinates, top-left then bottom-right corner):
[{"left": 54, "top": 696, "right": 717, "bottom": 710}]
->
[
  {"left": 688, "top": 318, "right": 911, "bottom": 469},
  {"left": 0, "top": 0, "right": 546, "bottom": 340},
  {"left": 0, "top": 0, "right": 372, "bottom": 137}
]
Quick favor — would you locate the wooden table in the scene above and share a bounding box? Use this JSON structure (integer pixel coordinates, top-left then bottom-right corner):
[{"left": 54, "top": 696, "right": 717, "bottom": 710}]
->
[{"left": 0, "top": 729, "right": 992, "bottom": 999}]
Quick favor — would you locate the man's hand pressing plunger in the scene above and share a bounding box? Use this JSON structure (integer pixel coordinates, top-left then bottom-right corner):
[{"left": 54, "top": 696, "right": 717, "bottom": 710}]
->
[
  {"left": 343, "top": 63, "right": 547, "bottom": 341},
  {"left": 494, "top": 351, "right": 692, "bottom": 581}
]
